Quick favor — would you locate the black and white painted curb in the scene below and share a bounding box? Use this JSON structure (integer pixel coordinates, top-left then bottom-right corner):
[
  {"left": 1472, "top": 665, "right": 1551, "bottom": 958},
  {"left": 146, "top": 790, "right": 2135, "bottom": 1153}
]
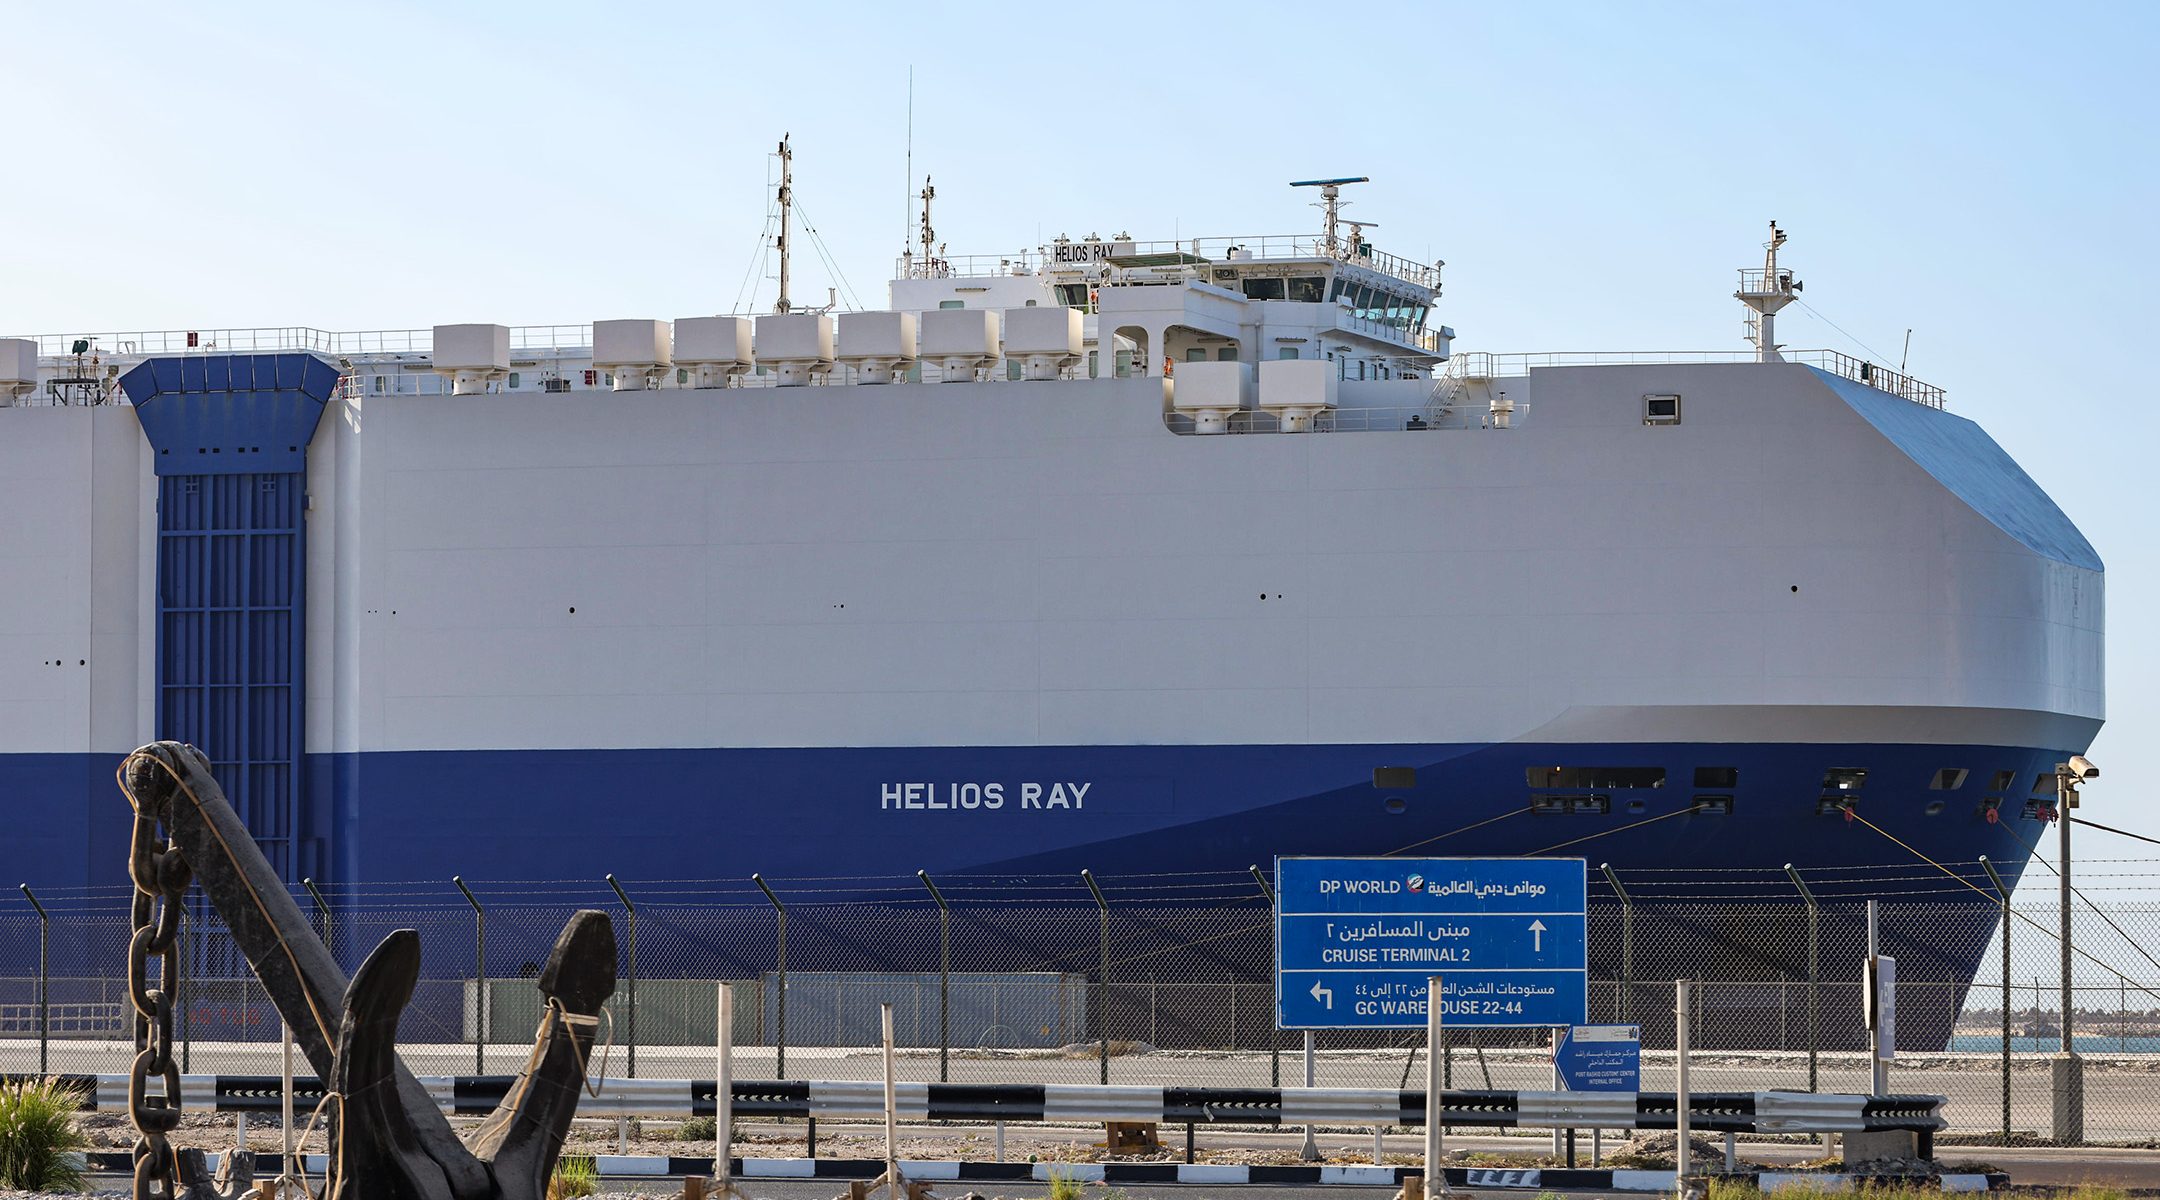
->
[
  {"left": 15, "top": 1074, "right": 1945, "bottom": 1139},
  {"left": 81, "top": 1152, "right": 2012, "bottom": 1191}
]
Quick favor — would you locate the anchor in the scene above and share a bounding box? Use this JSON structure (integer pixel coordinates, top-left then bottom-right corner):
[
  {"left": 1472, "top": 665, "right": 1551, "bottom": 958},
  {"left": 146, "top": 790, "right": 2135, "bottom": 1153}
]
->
[{"left": 119, "top": 741, "right": 616, "bottom": 1200}]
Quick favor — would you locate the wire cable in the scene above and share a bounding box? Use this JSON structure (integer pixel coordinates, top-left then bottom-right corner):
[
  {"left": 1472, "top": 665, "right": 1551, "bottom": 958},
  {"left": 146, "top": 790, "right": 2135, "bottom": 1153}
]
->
[
  {"left": 2070, "top": 816, "right": 2160, "bottom": 849},
  {"left": 1841, "top": 807, "right": 2160, "bottom": 1004},
  {"left": 1383, "top": 804, "right": 1530, "bottom": 857}
]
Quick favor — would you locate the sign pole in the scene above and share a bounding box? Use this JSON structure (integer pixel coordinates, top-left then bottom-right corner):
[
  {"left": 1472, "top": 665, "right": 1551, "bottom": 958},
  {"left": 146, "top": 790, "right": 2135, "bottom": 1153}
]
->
[
  {"left": 1425, "top": 973, "right": 1444, "bottom": 1194},
  {"left": 1301, "top": 1030, "right": 1318, "bottom": 1160},
  {"left": 1550, "top": 1028, "right": 1563, "bottom": 1162}
]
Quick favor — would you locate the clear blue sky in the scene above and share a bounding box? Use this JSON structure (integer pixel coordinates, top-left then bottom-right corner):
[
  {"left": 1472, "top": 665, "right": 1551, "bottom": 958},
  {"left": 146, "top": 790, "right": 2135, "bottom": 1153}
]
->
[{"left": 4, "top": 0, "right": 2154, "bottom": 897}]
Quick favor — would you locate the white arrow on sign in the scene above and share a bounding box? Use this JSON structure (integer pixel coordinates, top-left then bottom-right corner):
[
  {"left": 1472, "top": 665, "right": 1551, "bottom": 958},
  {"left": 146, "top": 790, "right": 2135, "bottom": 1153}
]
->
[
  {"left": 1528, "top": 919, "right": 1547, "bottom": 951},
  {"left": 1310, "top": 980, "right": 1334, "bottom": 1009}
]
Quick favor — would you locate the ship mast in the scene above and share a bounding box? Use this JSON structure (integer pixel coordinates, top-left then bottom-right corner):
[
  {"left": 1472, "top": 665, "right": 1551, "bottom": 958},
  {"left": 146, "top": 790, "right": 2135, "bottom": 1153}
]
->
[
  {"left": 1735, "top": 220, "right": 1802, "bottom": 362},
  {"left": 774, "top": 134, "right": 794, "bottom": 314},
  {"left": 919, "top": 176, "right": 937, "bottom": 274}
]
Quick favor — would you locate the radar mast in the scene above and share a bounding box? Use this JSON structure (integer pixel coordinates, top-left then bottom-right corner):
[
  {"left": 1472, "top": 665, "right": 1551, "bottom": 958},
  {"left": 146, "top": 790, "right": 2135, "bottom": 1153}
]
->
[{"left": 1290, "top": 176, "right": 1371, "bottom": 258}]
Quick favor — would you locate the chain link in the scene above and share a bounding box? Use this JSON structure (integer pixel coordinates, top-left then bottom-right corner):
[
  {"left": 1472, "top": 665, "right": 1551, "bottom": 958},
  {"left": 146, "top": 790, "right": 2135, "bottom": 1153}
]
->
[{"left": 125, "top": 775, "right": 192, "bottom": 1200}]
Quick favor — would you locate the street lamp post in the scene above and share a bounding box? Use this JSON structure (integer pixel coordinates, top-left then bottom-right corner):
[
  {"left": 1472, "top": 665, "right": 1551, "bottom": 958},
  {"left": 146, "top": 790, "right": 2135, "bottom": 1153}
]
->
[{"left": 2051, "top": 755, "right": 2098, "bottom": 1144}]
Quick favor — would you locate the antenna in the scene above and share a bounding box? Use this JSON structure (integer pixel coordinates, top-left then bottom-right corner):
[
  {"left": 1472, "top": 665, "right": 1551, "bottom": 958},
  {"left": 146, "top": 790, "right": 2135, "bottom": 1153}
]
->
[
  {"left": 774, "top": 134, "right": 793, "bottom": 314},
  {"left": 1900, "top": 329, "right": 1912, "bottom": 375},
  {"left": 904, "top": 67, "right": 914, "bottom": 265},
  {"left": 1290, "top": 176, "right": 1370, "bottom": 257}
]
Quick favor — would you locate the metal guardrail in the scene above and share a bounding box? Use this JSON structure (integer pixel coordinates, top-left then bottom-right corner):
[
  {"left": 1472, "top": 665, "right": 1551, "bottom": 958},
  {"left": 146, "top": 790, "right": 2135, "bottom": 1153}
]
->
[{"left": 10, "top": 1073, "right": 1946, "bottom": 1136}]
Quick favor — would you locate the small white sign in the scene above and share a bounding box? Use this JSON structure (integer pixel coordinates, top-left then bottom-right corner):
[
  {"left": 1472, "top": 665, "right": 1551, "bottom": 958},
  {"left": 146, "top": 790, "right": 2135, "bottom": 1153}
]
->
[{"left": 1865, "top": 955, "right": 1897, "bottom": 1061}]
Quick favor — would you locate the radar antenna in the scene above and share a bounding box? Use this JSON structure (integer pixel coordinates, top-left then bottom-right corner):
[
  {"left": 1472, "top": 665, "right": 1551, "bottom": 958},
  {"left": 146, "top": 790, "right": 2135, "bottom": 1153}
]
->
[{"left": 1290, "top": 176, "right": 1370, "bottom": 258}]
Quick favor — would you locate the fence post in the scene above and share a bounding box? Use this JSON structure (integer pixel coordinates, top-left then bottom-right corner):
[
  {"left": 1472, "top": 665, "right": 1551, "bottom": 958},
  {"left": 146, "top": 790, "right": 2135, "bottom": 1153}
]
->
[
  {"left": 1675, "top": 978, "right": 1692, "bottom": 1182},
  {"left": 1600, "top": 864, "right": 1632, "bottom": 1023},
  {"left": 177, "top": 905, "right": 190, "bottom": 1072},
  {"left": 1979, "top": 855, "right": 2012, "bottom": 1146},
  {"left": 606, "top": 874, "right": 639, "bottom": 1079},
  {"left": 18, "top": 884, "right": 47, "bottom": 1075},
  {"left": 301, "top": 877, "right": 333, "bottom": 955},
  {"left": 753, "top": 874, "right": 788, "bottom": 1080},
  {"left": 1785, "top": 864, "right": 1819, "bottom": 1092},
  {"left": 1082, "top": 869, "right": 1110, "bottom": 1085},
  {"left": 918, "top": 871, "right": 950, "bottom": 1083},
  {"left": 453, "top": 876, "right": 485, "bottom": 1075},
  {"left": 1250, "top": 865, "right": 1277, "bottom": 1088}
]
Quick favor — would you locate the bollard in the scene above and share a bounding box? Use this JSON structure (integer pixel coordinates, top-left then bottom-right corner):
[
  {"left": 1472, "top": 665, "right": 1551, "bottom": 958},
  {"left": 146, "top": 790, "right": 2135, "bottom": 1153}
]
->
[
  {"left": 753, "top": 874, "right": 788, "bottom": 1079},
  {"left": 1784, "top": 864, "right": 1819, "bottom": 1092},
  {"left": 1082, "top": 869, "right": 1110, "bottom": 1085},
  {"left": 17, "top": 884, "right": 47, "bottom": 1075},
  {"left": 918, "top": 871, "right": 950, "bottom": 1083},
  {"left": 453, "top": 876, "right": 486, "bottom": 1074},
  {"left": 608, "top": 874, "right": 639, "bottom": 1079}
]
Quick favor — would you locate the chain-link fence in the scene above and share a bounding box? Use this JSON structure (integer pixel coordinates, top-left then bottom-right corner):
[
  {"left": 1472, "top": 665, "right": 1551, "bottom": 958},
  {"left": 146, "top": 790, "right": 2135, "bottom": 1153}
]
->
[{"left": 3, "top": 870, "right": 2157, "bottom": 1145}]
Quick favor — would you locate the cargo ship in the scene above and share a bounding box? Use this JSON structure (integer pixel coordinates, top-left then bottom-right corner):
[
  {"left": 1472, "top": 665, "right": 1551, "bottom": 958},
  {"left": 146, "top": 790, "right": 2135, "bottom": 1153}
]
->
[{"left": 0, "top": 172, "right": 2102, "bottom": 1043}]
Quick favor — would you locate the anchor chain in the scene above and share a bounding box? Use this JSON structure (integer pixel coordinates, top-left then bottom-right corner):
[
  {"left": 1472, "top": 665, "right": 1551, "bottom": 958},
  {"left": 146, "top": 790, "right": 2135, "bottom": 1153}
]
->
[{"left": 124, "top": 764, "right": 193, "bottom": 1200}]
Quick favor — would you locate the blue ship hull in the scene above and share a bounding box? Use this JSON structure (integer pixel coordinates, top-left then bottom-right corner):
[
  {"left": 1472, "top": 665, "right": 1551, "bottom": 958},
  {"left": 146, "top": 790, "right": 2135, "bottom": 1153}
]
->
[{"left": 6, "top": 737, "right": 2063, "bottom": 897}]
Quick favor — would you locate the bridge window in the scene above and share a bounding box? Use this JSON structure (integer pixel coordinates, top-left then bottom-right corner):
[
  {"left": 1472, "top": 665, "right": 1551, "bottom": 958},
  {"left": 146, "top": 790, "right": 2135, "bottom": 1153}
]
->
[
  {"left": 1242, "top": 277, "right": 1286, "bottom": 301},
  {"left": 1288, "top": 277, "right": 1325, "bottom": 302}
]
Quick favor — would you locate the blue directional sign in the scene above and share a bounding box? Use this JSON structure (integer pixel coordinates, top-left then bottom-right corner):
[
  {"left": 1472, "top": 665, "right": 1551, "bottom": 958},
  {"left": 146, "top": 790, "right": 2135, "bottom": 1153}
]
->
[
  {"left": 1556, "top": 1024, "right": 1641, "bottom": 1091},
  {"left": 1275, "top": 856, "right": 1588, "bottom": 1029}
]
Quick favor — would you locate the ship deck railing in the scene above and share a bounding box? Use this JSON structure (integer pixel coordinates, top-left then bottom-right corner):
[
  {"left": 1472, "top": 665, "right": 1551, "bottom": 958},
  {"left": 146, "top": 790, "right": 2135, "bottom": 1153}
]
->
[
  {"left": 1444, "top": 348, "right": 1946, "bottom": 408},
  {"left": 901, "top": 234, "right": 1444, "bottom": 291}
]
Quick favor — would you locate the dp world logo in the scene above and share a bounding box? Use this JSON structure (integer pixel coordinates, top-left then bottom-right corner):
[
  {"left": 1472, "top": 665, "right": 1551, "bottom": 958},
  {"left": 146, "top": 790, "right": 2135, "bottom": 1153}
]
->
[{"left": 1405, "top": 874, "right": 1425, "bottom": 893}]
